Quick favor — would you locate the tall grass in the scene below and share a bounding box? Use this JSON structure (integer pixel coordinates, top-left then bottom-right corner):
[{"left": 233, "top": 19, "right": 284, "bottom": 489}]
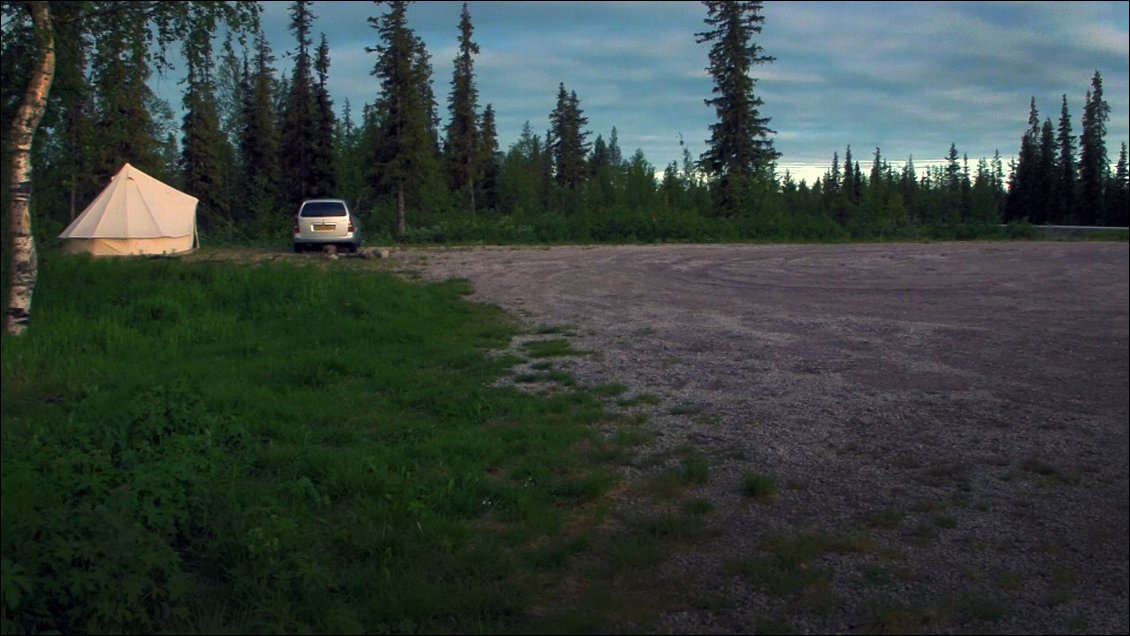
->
[{"left": 1, "top": 253, "right": 619, "bottom": 634}]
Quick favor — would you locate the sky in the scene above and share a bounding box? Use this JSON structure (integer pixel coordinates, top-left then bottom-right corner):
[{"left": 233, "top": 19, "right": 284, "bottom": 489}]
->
[{"left": 154, "top": 1, "right": 1130, "bottom": 185}]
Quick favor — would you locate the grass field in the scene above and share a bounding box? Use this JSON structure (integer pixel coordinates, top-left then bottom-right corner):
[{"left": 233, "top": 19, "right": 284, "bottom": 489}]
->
[{"left": 0, "top": 252, "right": 664, "bottom": 634}]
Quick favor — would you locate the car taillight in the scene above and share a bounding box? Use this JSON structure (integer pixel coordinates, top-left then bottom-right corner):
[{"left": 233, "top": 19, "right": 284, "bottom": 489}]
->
[
  {"left": 347, "top": 220, "right": 355, "bottom": 232},
  {"left": 292, "top": 220, "right": 299, "bottom": 233}
]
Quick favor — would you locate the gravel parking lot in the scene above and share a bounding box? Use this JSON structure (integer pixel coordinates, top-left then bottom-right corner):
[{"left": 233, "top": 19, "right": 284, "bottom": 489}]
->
[{"left": 406, "top": 241, "right": 1128, "bottom": 634}]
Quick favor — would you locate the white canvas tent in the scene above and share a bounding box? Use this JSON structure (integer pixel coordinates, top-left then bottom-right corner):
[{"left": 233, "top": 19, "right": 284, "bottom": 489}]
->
[{"left": 59, "top": 163, "right": 199, "bottom": 256}]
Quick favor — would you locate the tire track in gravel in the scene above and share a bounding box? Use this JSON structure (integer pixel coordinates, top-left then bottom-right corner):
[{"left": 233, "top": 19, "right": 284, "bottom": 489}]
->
[{"left": 404, "top": 242, "right": 1129, "bottom": 635}]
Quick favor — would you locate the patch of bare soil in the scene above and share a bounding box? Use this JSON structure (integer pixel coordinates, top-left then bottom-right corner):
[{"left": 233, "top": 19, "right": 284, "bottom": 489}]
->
[{"left": 403, "top": 242, "right": 1128, "bottom": 635}]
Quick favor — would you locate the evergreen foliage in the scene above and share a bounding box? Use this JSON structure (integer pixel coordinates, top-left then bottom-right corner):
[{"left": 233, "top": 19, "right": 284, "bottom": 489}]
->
[
  {"left": 3, "top": 2, "right": 1126, "bottom": 252},
  {"left": 89, "top": 5, "right": 164, "bottom": 181},
  {"left": 310, "top": 32, "right": 337, "bottom": 198},
  {"left": 1056, "top": 95, "right": 1077, "bottom": 223},
  {"left": 444, "top": 2, "right": 482, "bottom": 212},
  {"left": 366, "top": 0, "right": 443, "bottom": 236},
  {"left": 238, "top": 31, "right": 283, "bottom": 234},
  {"left": 278, "top": 0, "right": 322, "bottom": 207},
  {"left": 179, "top": 7, "right": 231, "bottom": 231},
  {"left": 477, "top": 103, "right": 500, "bottom": 210},
  {"left": 215, "top": 33, "right": 245, "bottom": 148},
  {"left": 1107, "top": 142, "right": 1129, "bottom": 227},
  {"left": 31, "top": 1, "right": 99, "bottom": 228},
  {"left": 1006, "top": 98, "right": 1043, "bottom": 223},
  {"left": 333, "top": 98, "right": 367, "bottom": 214},
  {"left": 696, "top": 0, "right": 779, "bottom": 214},
  {"left": 548, "top": 83, "right": 591, "bottom": 194},
  {"left": 1079, "top": 70, "right": 1110, "bottom": 225}
]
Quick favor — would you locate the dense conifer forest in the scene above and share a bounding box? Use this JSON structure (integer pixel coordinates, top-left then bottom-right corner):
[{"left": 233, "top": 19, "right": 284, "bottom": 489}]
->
[{"left": 3, "top": 0, "right": 1127, "bottom": 249}]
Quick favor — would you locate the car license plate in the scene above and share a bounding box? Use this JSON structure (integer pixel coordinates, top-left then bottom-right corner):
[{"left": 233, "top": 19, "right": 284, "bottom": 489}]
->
[{"left": 313, "top": 223, "right": 335, "bottom": 231}]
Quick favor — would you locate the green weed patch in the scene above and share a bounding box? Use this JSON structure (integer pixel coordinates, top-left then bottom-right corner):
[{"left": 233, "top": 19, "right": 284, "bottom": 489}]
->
[{"left": 0, "top": 253, "right": 624, "bottom": 634}]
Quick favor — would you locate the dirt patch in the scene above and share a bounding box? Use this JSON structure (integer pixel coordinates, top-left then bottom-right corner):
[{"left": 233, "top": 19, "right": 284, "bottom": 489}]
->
[{"left": 402, "top": 242, "right": 1129, "bottom": 634}]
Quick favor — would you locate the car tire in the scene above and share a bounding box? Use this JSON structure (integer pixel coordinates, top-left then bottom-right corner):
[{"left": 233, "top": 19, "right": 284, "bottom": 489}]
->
[{"left": 293, "top": 244, "right": 303, "bottom": 253}]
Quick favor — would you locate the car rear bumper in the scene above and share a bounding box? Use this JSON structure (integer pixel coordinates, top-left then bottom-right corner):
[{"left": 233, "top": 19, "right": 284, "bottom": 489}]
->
[{"left": 293, "top": 233, "right": 361, "bottom": 245}]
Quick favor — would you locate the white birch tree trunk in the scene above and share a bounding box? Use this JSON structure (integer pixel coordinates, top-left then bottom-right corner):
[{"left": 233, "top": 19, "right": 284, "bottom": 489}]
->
[{"left": 5, "top": 1, "right": 55, "bottom": 336}]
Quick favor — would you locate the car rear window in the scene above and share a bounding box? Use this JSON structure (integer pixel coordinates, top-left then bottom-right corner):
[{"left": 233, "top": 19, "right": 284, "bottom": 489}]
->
[{"left": 300, "top": 201, "right": 348, "bottom": 217}]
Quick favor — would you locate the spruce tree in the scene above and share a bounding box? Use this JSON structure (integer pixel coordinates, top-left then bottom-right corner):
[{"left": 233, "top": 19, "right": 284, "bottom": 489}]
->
[
  {"left": 941, "top": 143, "right": 963, "bottom": 224},
  {"left": 899, "top": 156, "right": 918, "bottom": 222},
  {"left": 310, "top": 33, "right": 336, "bottom": 197},
  {"left": 367, "top": 0, "right": 442, "bottom": 235},
  {"left": 548, "top": 83, "right": 591, "bottom": 192},
  {"left": 89, "top": 6, "right": 163, "bottom": 180},
  {"left": 587, "top": 134, "right": 612, "bottom": 208},
  {"left": 1105, "top": 142, "right": 1128, "bottom": 226},
  {"left": 1034, "top": 118, "right": 1056, "bottom": 225},
  {"left": 215, "top": 33, "right": 245, "bottom": 148},
  {"left": 239, "top": 31, "right": 282, "bottom": 231},
  {"left": 696, "top": 0, "right": 779, "bottom": 214},
  {"left": 36, "top": 1, "right": 99, "bottom": 223},
  {"left": 333, "top": 99, "right": 367, "bottom": 211},
  {"left": 497, "top": 122, "right": 542, "bottom": 216},
  {"left": 180, "top": 10, "right": 231, "bottom": 231},
  {"left": 279, "top": 0, "right": 321, "bottom": 206},
  {"left": 477, "top": 103, "right": 499, "bottom": 210},
  {"left": 1006, "top": 97, "right": 1042, "bottom": 223},
  {"left": 843, "top": 145, "right": 861, "bottom": 204},
  {"left": 1055, "top": 94, "right": 1076, "bottom": 224},
  {"left": 609, "top": 126, "right": 623, "bottom": 168},
  {"left": 1078, "top": 70, "right": 1110, "bottom": 225},
  {"left": 624, "top": 148, "right": 656, "bottom": 213},
  {"left": 970, "top": 157, "right": 1000, "bottom": 225},
  {"left": 445, "top": 2, "right": 481, "bottom": 212}
]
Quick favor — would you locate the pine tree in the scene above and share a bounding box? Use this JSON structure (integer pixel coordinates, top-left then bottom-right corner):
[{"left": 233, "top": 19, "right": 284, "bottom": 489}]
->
[
  {"left": 367, "top": 0, "right": 442, "bottom": 235},
  {"left": 1078, "top": 70, "right": 1110, "bottom": 225},
  {"left": 445, "top": 2, "right": 481, "bottom": 212},
  {"left": 1055, "top": 94, "right": 1077, "bottom": 223},
  {"left": 696, "top": 0, "right": 779, "bottom": 214}
]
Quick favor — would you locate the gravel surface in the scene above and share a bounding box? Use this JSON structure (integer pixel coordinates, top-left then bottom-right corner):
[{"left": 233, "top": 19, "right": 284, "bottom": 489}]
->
[{"left": 403, "top": 242, "right": 1129, "bottom": 635}]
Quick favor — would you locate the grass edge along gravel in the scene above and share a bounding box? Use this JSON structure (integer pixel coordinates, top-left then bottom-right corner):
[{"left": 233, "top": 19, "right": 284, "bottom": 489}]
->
[{"left": 0, "top": 252, "right": 656, "bottom": 635}]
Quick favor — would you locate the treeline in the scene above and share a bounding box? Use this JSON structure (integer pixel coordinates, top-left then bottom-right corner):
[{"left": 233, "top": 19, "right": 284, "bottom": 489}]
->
[{"left": 2, "top": 1, "right": 1126, "bottom": 249}]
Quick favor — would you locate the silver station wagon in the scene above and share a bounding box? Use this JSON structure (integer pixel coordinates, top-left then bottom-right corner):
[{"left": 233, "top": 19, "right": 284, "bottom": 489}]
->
[{"left": 292, "top": 199, "right": 362, "bottom": 253}]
